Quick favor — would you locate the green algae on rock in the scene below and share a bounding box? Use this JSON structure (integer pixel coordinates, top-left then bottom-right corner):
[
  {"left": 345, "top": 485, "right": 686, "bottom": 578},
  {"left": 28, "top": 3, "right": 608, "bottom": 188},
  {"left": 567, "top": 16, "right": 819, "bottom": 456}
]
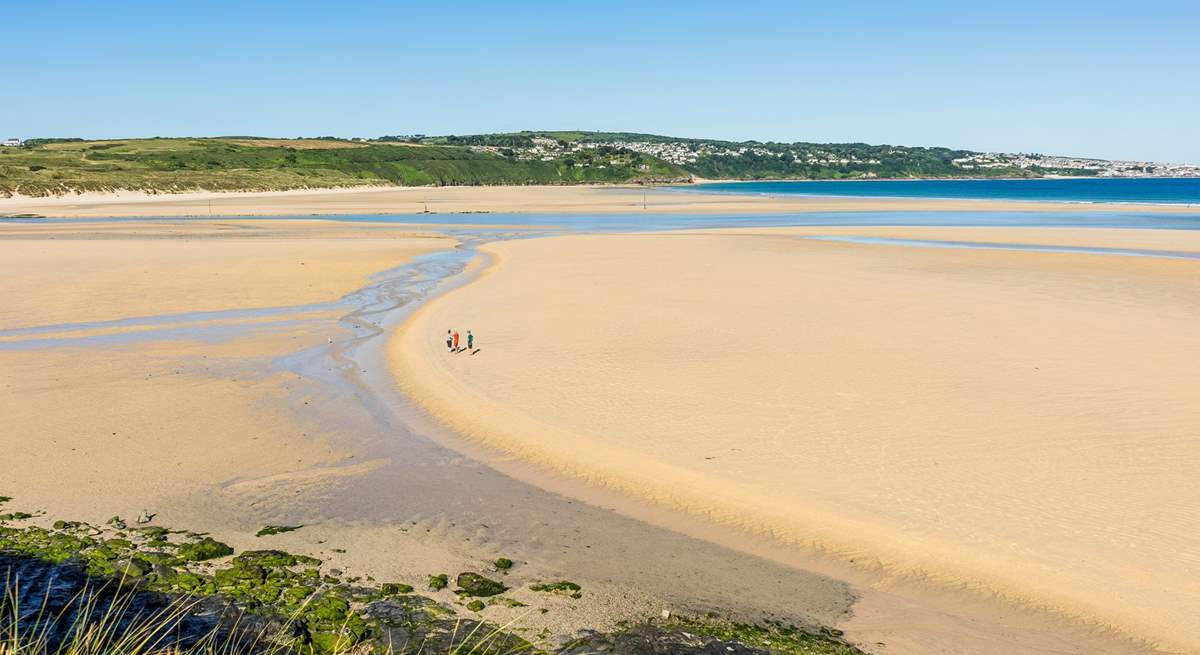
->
[
  {"left": 0, "top": 512, "right": 873, "bottom": 655},
  {"left": 428, "top": 573, "right": 449, "bottom": 591},
  {"left": 530, "top": 580, "right": 583, "bottom": 598},
  {"left": 0, "top": 512, "right": 35, "bottom": 521},
  {"left": 255, "top": 524, "right": 304, "bottom": 537},
  {"left": 175, "top": 536, "right": 234, "bottom": 562},
  {"left": 455, "top": 572, "right": 507, "bottom": 597},
  {"left": 380, "top": 582, "right": 414, "bottom": 595}
]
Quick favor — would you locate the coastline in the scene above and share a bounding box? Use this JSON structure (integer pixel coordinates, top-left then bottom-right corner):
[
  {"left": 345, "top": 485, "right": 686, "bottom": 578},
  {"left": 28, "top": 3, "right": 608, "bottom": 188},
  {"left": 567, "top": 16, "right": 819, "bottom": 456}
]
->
[
  {"left": 387, "top": 226, "right": 1200, "bottom": 654},
  {"left": 3, "top": 182, "right": 1200, "bottom": 218}
]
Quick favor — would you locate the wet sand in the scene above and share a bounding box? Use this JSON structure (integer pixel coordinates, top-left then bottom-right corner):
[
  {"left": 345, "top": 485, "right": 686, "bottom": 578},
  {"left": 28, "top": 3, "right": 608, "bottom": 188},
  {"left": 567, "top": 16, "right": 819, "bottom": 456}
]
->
[
  {"left": 0, "top": 220, "right": 451, "bottom": 329},
  {"left": 390, "top": 226, "right": 1200, "bottom": 653},
  {"left": 0, "top": 218, "right": 855, "bottom": 642},
  {"left": 3, "top": 183, "right": 1198, "bottom": 218},
  {"left": 0, "top": 218, "right": 447, "bottom": 519}
]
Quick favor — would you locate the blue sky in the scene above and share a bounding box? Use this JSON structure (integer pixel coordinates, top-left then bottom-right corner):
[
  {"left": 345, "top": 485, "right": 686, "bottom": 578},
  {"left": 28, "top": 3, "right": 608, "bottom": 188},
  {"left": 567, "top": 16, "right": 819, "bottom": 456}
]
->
[{"left": 3, "top": 1, "right": 1197, "bottom": 162}]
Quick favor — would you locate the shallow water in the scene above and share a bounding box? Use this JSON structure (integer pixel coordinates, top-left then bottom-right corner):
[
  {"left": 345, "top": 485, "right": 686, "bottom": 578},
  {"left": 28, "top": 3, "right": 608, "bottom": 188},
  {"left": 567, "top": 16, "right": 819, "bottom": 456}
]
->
[
  {"left": 7, "top": 209, "right": 1200, "bottom": 230},
  {"left": 671, "top": 178, "right": 1200, "bottom": 205}
]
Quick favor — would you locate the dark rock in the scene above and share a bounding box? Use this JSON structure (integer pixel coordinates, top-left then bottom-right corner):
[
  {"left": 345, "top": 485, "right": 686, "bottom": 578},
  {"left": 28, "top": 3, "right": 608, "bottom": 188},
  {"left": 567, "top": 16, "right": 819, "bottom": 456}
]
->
[
  {"left": 149, "top": 563, "right": 179, "bottom": 582},
  {"left": 380, "top": 582, "right": 413, "bottom": 595},
  {"left": 110, "top": 558, "right": 151, "bottom": 579}
]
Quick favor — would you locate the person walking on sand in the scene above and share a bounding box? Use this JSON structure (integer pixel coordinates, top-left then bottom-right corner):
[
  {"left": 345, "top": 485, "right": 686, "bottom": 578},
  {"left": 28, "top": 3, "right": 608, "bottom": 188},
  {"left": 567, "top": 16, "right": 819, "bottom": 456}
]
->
[
  {"left": 445, "top": 329, "right": 453, "bottom": 351},
  {"left": 466, "top": 330, "right": 474, "bottom": 350},
  {"left": 452, "top": 329, "right": 460, "bottom": 351}
]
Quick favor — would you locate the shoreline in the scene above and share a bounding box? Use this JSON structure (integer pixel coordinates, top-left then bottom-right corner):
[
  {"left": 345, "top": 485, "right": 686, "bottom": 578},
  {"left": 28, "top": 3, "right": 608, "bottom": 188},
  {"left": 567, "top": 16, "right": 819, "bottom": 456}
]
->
[
  {"left": 0, "top": 511, "right": 868, "bottom": 655},
  {"left": 4, "top": 183, "right": 1200, "bottom": 218},
  {"left": 388, "top": 225, "right": 1200, "bottom": 654}
]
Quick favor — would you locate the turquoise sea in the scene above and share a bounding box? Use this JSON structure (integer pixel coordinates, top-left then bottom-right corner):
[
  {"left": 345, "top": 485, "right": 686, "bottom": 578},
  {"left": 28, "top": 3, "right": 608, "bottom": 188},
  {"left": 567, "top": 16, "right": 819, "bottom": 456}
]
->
[{"left": 679, "top": 177, "right": 1200, "bottom": 205}]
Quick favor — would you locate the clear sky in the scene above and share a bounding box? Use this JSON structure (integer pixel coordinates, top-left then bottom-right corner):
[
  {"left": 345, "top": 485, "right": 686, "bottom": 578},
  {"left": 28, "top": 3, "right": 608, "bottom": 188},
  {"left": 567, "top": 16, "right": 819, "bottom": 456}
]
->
[{"left": 4, "top": 1, "right": 1197, "bottom": 162}]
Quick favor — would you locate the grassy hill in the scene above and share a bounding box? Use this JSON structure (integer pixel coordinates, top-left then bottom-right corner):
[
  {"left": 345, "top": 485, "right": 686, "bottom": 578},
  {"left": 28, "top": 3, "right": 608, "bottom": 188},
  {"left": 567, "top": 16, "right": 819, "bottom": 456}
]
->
[
  {"left": 5, "top": 130, "right": 1140, "bottom": 198},
  {"left": 416, "top": 130, "right": 1036, "bottom": 180},
  {"left": 0, "top": 137, "right": 690, "bottom": 198}
]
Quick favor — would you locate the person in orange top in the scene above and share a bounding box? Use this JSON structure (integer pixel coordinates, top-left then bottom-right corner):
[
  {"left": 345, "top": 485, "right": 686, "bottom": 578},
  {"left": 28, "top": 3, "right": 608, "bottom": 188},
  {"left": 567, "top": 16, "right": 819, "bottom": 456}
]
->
[{"left": 452, "top": 330, "right": 460, "bottom": 351}]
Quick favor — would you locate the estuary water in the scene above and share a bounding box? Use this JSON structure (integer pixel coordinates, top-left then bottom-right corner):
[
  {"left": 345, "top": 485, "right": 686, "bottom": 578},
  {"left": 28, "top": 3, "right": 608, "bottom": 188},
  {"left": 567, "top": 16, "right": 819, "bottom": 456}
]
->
[{"left": 678, "top": 177, "right": 1200, "bottom": 205}]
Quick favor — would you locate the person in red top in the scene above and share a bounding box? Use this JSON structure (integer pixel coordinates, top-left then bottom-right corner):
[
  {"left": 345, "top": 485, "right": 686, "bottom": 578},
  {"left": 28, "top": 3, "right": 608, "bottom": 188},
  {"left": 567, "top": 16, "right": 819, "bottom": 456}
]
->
[{"left": 452, "top": 330, "right": 460, "bottom": 351}]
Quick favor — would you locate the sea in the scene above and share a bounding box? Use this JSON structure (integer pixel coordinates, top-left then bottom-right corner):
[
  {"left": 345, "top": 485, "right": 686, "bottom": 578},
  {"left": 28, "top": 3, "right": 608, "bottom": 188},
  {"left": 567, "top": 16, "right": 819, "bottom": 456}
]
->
[{"left": 677, "top": 177, "right": 1200, "bottom": 205}]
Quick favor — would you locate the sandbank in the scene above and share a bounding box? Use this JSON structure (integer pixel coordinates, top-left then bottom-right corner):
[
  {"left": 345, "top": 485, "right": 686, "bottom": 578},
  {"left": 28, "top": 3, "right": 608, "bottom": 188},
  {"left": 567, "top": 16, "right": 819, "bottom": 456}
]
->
[
  {"left": 0, "top": 218, "right": 852, "bottom": 642},
  {"left": 390, "top": 226, "right": 1200, "bottom": 653},
  {"left": 0, "top": 220, "right": 451, "bottom": 329}
]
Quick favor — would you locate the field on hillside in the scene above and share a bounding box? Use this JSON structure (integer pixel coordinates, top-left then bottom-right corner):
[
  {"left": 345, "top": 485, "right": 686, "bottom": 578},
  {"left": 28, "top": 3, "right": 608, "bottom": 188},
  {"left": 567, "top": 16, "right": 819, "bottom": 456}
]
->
[{"left": 0, "top": 138, "right": 688, "bottom": 197}]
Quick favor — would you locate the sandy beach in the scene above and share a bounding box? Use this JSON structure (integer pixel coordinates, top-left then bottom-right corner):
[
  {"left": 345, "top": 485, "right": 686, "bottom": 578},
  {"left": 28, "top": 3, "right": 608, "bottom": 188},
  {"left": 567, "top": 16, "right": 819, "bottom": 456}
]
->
[
  {"left": 3, "top": 183, "right": 1199, "bottom": 218},
  {"left": 391, "top": 226, "right": 1200, "bottom": 653},
  {"left": 5, "top": 212, "right": 1199, "bottom": 654},
  {"left": 0, "top": 217, "right": 856, "bottom": 643}
]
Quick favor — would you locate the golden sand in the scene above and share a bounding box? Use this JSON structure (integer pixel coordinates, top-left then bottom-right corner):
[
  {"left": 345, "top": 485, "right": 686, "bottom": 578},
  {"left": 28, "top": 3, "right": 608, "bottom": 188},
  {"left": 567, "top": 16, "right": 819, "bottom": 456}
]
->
[
  {"left": 0, "top": 220, "right": 450, "bottom": 328},
  {"left": 390, "top": 227, "right": 1200, "bottom": 652},
  {"left": 0, "top": 218, "right": 675, "bottom": 640}
]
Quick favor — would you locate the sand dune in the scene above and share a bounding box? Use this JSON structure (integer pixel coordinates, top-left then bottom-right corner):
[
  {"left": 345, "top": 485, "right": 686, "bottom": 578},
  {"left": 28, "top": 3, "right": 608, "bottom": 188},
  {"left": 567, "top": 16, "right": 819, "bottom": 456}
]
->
[{"left": 390, "top": 227, "right": 1200, "bottom": 652}]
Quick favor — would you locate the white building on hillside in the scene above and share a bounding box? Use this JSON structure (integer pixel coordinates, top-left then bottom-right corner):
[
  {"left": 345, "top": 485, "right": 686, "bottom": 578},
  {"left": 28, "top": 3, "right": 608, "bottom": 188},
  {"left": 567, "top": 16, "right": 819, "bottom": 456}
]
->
[{"left": 2, "top": 138, "right": 22, "bottom": 147}]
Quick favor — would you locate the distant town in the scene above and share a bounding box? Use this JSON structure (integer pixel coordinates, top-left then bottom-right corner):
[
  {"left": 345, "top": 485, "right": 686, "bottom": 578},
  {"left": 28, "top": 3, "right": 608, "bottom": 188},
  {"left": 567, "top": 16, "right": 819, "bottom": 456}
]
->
[
  {"left": 951, "top": 152, "right": 1200, "bottom": 178},
  {"left": 453, "top": 134, "right": 1200, "bottom": 179}
]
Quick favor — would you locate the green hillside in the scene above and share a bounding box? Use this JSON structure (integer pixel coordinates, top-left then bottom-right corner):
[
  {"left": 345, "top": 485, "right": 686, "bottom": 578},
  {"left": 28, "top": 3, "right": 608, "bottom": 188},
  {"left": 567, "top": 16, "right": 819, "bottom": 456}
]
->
[
  {"left": 416, "top": 131, "right": 1036, "bottom": 180},
  {"left": 0, "top": 137, "right": 689, "bottom": 197},
  {"left": 3, "top": 130, "right": 1129, "bottom": 198}
]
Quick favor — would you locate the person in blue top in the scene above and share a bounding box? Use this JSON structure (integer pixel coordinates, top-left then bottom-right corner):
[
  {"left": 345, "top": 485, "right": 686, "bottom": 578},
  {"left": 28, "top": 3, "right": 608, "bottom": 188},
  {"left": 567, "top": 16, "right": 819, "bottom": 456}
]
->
[{"left": 466, "top": 330, "right": 474, "bottom": 350}]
